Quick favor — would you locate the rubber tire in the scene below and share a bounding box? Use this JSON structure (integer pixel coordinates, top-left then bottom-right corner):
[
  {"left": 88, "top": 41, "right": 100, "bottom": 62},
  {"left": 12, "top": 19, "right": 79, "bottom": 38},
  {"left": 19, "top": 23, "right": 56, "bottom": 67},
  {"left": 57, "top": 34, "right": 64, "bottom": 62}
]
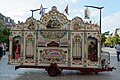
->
[{"left": 48, "top": 66, "right": 58, "bottom": 77}]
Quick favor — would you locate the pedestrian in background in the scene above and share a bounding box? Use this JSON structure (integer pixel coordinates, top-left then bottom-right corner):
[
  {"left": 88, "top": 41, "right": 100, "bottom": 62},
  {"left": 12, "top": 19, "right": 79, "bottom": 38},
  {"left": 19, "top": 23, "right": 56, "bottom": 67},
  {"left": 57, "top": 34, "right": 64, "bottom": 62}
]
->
[
  {"left": 3, "top": 43, "right": 6, "bottom": 55},
  {"left": 0, "top": 41, "right": 3, "bottom": 60},
  {"left": 115, "top": 42, "right": 120, "bottom": 61}
]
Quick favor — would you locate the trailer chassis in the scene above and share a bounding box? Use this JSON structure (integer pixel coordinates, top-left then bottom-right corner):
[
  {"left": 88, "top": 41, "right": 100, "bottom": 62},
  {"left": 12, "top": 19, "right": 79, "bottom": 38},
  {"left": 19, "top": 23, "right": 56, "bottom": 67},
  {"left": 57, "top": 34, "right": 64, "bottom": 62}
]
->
[{"left": 15, "top": 63, "right": 116, "bottom": 76}]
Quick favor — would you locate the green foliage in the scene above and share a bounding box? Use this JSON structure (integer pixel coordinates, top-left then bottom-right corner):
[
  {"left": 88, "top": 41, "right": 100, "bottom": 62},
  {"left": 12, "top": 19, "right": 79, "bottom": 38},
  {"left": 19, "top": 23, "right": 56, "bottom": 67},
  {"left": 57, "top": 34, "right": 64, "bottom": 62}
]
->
[
  {"left": 112, "top": 34, "right": 120, "bottom": 44},
  {"left": 105, "top": 33, "right": 120, "bottom": 45},
  {"left": 101, "top": 31, "right": 109, "bottom": 45},
  {"left": 0, "top": 25, "right": 10, "bottom": 46}
]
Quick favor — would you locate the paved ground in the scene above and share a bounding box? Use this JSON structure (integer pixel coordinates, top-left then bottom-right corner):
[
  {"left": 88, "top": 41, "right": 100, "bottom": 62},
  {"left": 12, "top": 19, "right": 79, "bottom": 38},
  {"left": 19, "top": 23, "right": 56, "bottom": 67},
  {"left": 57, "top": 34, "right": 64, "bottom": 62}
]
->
[
  {"left": 0, "top": 47, "right": 120, "bottom": 80},
  {"left": 102, "top": 47, "right": 116, "bottom": 56}
]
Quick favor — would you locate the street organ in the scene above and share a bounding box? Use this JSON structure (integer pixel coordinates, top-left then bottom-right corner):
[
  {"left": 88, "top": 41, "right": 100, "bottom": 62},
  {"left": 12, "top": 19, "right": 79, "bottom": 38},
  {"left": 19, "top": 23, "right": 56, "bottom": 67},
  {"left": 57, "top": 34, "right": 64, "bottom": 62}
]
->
[{"left": 9, "top": 6, "right": 115, "bottom": 76}]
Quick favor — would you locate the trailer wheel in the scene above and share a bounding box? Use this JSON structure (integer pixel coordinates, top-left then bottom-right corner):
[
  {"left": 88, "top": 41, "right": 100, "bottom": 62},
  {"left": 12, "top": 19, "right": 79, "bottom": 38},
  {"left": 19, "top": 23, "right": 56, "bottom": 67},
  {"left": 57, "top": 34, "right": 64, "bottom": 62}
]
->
[{"left": 48, "top": 66, "right": 58, "bottom": 77}]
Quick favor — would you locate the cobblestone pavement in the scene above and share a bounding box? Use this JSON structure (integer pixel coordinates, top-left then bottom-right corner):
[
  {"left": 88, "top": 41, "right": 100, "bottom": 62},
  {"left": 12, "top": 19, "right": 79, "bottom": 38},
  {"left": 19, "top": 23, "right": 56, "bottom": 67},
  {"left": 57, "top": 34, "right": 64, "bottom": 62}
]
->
[{"left": 0, "top": 49, "right": 120, "bottom": 80}]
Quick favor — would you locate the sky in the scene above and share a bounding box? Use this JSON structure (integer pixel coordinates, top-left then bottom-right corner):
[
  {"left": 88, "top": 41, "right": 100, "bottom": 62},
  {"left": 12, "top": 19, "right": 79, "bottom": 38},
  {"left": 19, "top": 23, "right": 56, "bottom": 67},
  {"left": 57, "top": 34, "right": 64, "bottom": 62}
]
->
[{"left": 0, "top": 0, "right": 120, "bottom": 33}]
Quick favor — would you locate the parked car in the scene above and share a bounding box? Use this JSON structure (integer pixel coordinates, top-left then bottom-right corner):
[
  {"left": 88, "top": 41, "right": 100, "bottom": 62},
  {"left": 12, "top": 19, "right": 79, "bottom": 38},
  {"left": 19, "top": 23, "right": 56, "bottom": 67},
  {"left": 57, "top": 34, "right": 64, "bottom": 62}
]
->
[
  {"left": 110, "top": 44, "right": 115, "bottom": 48},
  {"left": 104, "top": 43, "right": 110, "bottom": 47}
]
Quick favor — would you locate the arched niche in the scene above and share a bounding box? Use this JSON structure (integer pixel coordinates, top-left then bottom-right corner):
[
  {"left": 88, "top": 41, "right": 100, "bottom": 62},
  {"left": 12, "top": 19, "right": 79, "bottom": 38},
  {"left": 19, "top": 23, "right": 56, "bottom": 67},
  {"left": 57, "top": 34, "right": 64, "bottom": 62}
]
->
[
  {"left": 12, "top": 36, "right": 21, "bottom": 59},
  {"left": 25, "top": 33, "right": 35, "bottom": 59},
  {"left": 88, "top": 36, "right": 98, "bottom": 61},
  {"left": 72, "top": 33, "right": 82, "bottom": 60}
]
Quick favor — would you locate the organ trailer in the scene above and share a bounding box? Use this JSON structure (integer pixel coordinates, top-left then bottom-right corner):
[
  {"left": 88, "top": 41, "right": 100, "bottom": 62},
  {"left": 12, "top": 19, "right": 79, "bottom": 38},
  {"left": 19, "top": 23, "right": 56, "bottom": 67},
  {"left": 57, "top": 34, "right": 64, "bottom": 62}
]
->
[{"left": 9, "top": 6, "right": 115, "bottom": 76}]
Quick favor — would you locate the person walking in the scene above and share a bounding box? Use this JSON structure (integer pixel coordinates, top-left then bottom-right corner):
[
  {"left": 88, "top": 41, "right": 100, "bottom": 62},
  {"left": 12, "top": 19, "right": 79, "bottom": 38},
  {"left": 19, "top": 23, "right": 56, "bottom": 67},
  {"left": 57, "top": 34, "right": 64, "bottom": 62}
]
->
[
  {"left": 115, "top": 42, "right": 120, "bottom": 61},
  {"left": 0, "top": 41, "right": 3, "bottom": 60}
]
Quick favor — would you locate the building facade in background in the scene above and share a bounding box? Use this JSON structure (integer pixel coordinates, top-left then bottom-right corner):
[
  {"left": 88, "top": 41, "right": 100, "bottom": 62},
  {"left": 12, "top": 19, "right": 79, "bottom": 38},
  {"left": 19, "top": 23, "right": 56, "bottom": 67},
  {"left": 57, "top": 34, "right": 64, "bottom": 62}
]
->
[
  {"left": 115, "top": 28, "right": 120, "bottom": 36},
  {"left": 0, "top": 13, "right": 15, "bottom": 27}
]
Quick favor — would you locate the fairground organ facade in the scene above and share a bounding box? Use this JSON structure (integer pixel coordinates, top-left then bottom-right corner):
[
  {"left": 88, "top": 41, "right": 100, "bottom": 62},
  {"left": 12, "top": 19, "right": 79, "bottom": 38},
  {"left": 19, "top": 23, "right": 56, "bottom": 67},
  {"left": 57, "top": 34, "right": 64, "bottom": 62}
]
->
[{"left": 9, "top": 6, "right": 101, "bottom": 68}]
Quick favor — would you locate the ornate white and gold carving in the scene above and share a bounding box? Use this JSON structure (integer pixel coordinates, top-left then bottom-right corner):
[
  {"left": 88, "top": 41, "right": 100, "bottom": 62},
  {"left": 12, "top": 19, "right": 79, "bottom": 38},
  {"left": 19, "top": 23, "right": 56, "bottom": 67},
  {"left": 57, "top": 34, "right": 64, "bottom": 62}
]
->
[
  {"left": 70, "top": 17, "right": 84, "bottom": 30},
  {"left": 71, "top": 32, "right": 84, "bottom": 66},
  {"left": 39, "top": 6, "right": 69, "bottom": 29},
  {"left": 9, "top": 6, "right": 101, "bottom": 68}
]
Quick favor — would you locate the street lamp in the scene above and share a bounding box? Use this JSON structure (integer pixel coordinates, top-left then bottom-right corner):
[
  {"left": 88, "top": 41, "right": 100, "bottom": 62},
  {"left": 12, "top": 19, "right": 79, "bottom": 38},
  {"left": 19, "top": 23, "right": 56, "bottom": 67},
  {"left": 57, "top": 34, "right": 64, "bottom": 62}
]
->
[{"left": 84, "top": 5, "right": 104, "bottom": 33}]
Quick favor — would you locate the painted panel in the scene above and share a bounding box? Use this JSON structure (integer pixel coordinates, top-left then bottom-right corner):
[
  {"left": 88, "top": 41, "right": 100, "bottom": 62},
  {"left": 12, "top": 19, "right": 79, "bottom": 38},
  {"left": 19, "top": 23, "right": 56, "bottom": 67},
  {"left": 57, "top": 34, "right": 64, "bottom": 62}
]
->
[
  {"left": 38, "top": 47, "right": 68, "bottom": 66},
  {"left": 71, "top": 32, "right": 84, "bottom": 66},
  {"left": 9, "top": 35, "right": 21, "bottom": 64},
  {"left": 23, "top": 32, "right": 36, "bottom": 65},
  {"left": 86, "top": 32, "right": 100, "bottom": 67}
]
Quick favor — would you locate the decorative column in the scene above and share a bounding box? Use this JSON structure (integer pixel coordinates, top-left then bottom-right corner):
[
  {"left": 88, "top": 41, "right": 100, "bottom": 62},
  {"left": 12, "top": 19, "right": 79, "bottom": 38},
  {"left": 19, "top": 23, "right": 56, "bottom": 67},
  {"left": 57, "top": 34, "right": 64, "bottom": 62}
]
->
[
  {"left": 20, "top": 30, "right": 24, "bottom": 65},
  {"left": 8, "top": 35, "right": 13, "bottom": 64},
  {"left": 68, "top": 31, "right": 71, "bottom": 66}
]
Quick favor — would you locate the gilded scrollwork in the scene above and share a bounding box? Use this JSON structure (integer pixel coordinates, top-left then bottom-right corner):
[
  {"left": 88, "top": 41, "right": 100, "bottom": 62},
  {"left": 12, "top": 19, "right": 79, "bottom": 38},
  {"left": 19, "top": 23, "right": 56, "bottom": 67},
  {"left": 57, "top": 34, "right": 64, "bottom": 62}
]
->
[{"left": 70, "top": 17, "right": 84, "bottom": 30}]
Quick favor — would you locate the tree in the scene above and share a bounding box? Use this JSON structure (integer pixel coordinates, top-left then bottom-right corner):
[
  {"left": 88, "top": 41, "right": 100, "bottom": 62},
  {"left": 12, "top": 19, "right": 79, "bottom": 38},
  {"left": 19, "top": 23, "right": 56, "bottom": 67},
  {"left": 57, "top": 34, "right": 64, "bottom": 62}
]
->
[
  {"left": 101, "top": 31, "right": 109, "bottom": 46},
  {"left": 113, "top": 34, "right": 120, "bottom": 44},
  {"left": 0, "top": 23, "right": 10, "bottom": 46},
  {"left": 105, "top": 33, "right": 120, "bottom": 46}
]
